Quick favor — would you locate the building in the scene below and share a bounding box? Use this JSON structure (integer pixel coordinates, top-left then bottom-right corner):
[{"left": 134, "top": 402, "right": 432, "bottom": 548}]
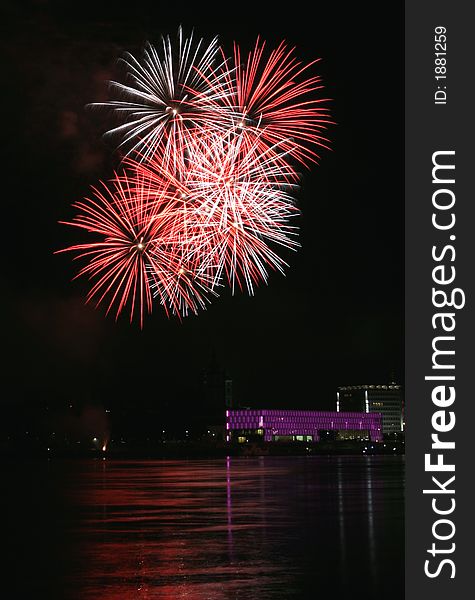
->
[
  {"left": 224, "top": 379, "right": 233, "bottom": 409},
  {"left": 336, "top": 384, "right": 403, "bottom": 434},
  {"left": 200, "top": 354, "right": 233, "bottom": 429},
  {"left": 226, "top": 409, "right": 383, "bottom": 442}
]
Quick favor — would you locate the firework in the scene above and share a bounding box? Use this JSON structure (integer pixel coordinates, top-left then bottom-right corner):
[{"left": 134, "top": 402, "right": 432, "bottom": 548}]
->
[
  {"left": 60, "top": 31, "right": 332, "bottom": 324},
  {"left": 57, "top": 169, "right": 215, "bottom": 325},
  {"left": 91, "top": 27, "right": 221, "bottom": 170},
  {"left": 187, "top": 131, "right": 301, "bottom": 293},
  {"left": 193, "top": 38, "right": 333, "bottom": 169},
  {"left": 131, "top": 131, "right": 300, "bottom": 295}
]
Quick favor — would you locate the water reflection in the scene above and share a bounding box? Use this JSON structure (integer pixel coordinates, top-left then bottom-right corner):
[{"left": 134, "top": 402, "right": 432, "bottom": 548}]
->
[
  {"left": 337, "top": 458, "right": 347, "bottom": 584},
  {"left": 366, "top": 456, "right": 377, "bottom": 595},
  {"left": 61, "top": 456, "right": 404, "bottom": 599},
  {"left": 225, "top": 455, "right": 234, "bottom": 563}
]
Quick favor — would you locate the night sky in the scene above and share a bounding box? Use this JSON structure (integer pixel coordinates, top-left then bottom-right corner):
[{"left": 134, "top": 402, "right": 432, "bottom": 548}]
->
[{"left": 3, "top": 1, "right": 403, "bottom": 426}]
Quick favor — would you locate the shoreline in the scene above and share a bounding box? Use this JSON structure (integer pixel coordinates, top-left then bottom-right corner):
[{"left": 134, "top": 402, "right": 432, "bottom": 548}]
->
[{"left": 2, "top": 439, "right": 405, "bottom": 460}]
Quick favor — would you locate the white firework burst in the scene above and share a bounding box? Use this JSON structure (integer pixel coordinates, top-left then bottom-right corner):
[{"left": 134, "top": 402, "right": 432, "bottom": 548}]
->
[
  {"left": 182, "top": 131, "right": 301, "bottom": 295},
  {"left": 91, "top": 27, "right": 222, "bottom": 169}
]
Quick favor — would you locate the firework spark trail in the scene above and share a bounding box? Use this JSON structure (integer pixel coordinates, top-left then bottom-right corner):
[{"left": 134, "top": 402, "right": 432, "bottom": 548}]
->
[
  {"left": 180, "top": 131, "right": 301, "bottom": 294},
  {"left": 118, "top": 158, "right": 215, "bottom": 308},
  {"left": 118, "top": 156, "right": 222, "bottom": 315},
  {"left": 90, "top": 27, "right": 223, "bottom": 170},
  {"left": 192, "top": 38, "right": 333, "bottom": 170},
  {"left": 125, "top": 131, "right": 301, "bottom": 296},
  {"left": 57, "top": 170, "right": 216, "bottom": 326}
]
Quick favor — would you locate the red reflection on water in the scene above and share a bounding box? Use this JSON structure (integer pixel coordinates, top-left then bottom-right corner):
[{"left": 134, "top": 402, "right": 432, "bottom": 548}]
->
[
  {"left": 62, "top": 457, "right": 403, "bottom": 600},
  {"left": 67, "top": 459, "right": 286, "bottom": 600}
]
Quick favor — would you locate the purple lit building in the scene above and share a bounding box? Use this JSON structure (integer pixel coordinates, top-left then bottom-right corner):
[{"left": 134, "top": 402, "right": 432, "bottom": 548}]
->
[{"left": 225, "top": 409, "right": 383, "bottom": 442}]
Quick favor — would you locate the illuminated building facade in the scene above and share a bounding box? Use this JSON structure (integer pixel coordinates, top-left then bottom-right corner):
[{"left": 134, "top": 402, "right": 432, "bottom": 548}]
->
[
  {"left": 225, "top": 409, "right": 383, "bottom": 442},
  {"left": 336, "top": 384, "right": 403, "bottom": 434}
]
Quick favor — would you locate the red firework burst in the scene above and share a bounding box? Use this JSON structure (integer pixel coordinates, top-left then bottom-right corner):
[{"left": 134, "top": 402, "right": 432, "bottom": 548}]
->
[
  {"left": 57, "top": 170, "right": 215, "bottom": 326},
  {"left": 193, "top": 38, "right": 333, "bottom": 169},
  {"left": 131, "top": 131, "right": 300, "bottom": 295}
]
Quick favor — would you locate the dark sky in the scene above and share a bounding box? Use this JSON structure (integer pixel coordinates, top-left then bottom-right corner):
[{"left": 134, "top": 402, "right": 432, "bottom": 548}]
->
[{"left": 2, "top": 0, "right": 403, "bottom": 417}]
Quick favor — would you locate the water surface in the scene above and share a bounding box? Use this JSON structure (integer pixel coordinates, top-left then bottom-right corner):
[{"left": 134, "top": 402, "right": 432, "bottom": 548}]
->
[{"left": 7, "top": 456, "right": 404, "bottom": 599}]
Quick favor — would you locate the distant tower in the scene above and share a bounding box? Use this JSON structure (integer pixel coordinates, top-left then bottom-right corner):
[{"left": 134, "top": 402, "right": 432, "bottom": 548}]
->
[
  {"left": 224, "top": 378, "right": 233, "bottom": 409},
  {"left": 200, "top": 350, "right": 232, "bottom": 426}
]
